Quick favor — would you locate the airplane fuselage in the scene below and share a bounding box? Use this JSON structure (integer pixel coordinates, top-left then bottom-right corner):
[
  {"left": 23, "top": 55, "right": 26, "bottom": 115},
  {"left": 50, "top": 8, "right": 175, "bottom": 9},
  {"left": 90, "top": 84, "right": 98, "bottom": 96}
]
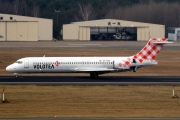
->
[{"left": 7, "top": 57, "right": 132, "bottom": 73}]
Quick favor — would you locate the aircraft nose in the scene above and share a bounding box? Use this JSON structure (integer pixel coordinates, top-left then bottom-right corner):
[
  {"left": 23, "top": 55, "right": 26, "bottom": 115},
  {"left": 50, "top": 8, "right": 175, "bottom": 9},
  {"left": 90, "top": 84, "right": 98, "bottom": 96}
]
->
[{"left": 6, "top": 65, "right": 14, "bottom": 72}]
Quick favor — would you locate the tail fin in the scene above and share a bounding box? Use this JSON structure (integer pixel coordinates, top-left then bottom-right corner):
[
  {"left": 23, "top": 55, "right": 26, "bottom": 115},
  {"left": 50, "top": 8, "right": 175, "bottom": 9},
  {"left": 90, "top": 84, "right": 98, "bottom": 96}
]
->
[{"left": 133, "top": 38, "right": 173, "bottom": 63}]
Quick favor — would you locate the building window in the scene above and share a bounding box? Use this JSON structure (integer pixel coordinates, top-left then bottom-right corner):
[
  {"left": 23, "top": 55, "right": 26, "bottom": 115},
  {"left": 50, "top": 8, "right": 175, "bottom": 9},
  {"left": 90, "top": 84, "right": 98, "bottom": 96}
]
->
[
  {"left": 108, "top": 22, "right": 111, "bottom": 25},
  {"left": 0, "top": 17, "right": 3, "bottom": 20},
  {"left": 168, "top": 28, "right": 175, "bottom": 34},
  {"left": 118, "top": 22, "right": 120, "bottom": 25},
  {"left": 10, "top": 17, "right": 13, "bottom": 20}
]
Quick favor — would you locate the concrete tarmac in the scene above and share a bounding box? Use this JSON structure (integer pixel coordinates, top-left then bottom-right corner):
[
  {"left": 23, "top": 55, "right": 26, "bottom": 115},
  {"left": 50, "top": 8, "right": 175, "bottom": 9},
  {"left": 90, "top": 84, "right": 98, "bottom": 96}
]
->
[
  {"left": 0, "top": 41, "right": 180, "bottom": 50},
  {"left": 0, "top": 76, "right": 180, "bottom": 85}
]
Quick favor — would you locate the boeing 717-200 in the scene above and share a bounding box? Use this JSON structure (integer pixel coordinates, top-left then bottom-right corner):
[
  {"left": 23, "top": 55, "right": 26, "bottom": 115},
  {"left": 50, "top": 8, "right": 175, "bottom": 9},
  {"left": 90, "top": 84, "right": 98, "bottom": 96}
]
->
[{"left": 6, "top": 38, "right": 173, "bottom": 78}]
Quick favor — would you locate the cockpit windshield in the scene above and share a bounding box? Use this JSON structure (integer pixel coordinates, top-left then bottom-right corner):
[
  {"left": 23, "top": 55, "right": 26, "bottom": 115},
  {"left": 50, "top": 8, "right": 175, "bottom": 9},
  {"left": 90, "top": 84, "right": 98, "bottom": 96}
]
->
[{"left": 15, "top": 61, "right": 23, "bottom": 64}]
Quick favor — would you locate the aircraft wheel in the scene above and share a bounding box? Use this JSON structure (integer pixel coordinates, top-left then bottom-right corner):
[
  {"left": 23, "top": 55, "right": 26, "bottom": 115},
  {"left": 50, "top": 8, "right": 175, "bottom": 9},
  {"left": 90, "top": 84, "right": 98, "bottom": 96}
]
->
[
  {"left": 15, "top": 75, "right": 18, "bottom": 78},
  {"left": 14, "top": 73, "right": 18, "bottom": 78},
  {"left": 90, "top": 72, "right": 98, "bottom": 78}
]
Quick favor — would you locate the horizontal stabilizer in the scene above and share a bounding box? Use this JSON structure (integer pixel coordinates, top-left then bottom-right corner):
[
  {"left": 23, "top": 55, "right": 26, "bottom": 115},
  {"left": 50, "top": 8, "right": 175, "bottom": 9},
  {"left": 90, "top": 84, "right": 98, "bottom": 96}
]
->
[{"left": 151, "top": 41, "right": 174, "bottom": 44}]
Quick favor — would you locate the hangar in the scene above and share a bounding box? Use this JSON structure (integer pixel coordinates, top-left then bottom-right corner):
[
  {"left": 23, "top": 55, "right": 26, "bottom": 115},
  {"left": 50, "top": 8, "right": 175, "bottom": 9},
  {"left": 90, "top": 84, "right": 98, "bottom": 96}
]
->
[
  {"left": 168, "top": 27, "right": 180, "bottom": 41},
  {"left": 0, "top": 14, "right": 52, "bottom": 41},
  {"left": 63, "top": 19, "right": 165, "bottom": 41}
]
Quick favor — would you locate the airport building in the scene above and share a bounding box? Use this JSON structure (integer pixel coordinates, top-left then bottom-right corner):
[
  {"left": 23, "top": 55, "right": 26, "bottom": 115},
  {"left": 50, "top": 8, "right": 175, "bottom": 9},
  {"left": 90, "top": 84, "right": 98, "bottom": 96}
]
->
[
  {"left": 0, "top": 14, "right": 53, "bottom": 41},
  {"left": 63, "top": 19, "right": 165, "bottom": 41},
  {"left": 168, "top": 27, "right": 180, "bottom": 41}
]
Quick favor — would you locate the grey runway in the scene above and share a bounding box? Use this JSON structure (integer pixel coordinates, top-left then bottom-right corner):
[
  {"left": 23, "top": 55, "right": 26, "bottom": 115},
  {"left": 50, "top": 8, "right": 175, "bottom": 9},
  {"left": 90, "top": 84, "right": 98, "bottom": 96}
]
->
[
  {"left": 0, "top": 76, "right": 180, "bottom": 85},
  {"left": 0, "top": 41, "right": 180, "bottom": 50}
]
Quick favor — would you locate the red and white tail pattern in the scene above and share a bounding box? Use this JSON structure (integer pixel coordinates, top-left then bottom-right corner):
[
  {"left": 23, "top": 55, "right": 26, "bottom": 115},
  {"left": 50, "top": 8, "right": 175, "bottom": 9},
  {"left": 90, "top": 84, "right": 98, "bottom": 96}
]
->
[
  {"left": 133, "top": 38, "right": 168, "bottom": 63},
  {"left": 116, "top": 38, "right": 172, "bottom": 69}
]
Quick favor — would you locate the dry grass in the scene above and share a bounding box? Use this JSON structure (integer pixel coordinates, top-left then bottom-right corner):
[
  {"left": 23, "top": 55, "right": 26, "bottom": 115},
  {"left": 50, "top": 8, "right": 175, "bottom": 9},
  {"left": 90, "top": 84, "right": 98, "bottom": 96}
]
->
[
  {"left": 0, "top": 48, "right": 180, "bottom": 76},
  {"left": 0, "top": 85, "right": 180, "bottom": 118}
]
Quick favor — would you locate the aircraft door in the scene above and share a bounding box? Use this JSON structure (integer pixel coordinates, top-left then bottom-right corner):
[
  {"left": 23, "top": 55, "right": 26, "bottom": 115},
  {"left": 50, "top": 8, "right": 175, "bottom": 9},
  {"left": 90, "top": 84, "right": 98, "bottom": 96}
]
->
[
  {"left": 24, "top": 59, "right": 29, "bottom": 68},
  {"left": 113, "top": 61, "right": 115, "bottom": 69}
]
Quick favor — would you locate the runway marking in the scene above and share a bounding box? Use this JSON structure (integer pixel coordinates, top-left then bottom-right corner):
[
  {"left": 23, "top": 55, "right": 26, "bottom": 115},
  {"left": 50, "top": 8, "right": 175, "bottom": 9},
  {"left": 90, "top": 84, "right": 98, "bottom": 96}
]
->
[
  {"left": 68, "top": 44, "right": 101, "bottom": 46},
  {"left": 0, "top": 46, "right": 101, "bottom": 48},
  {"left": 0, "top": 46, "right": 87, "bottom": 48}
]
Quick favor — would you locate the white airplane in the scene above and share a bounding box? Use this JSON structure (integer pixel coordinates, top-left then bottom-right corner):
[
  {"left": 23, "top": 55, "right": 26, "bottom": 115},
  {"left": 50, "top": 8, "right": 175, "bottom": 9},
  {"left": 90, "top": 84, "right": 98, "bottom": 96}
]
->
[{"left": 6, "top": 38, "right": 172, "bottom": 78}]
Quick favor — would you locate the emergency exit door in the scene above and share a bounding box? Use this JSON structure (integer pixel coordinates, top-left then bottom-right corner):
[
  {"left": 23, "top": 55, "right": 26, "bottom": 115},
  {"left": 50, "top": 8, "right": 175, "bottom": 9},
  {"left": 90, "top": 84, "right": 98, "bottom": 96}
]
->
[{"left": 24, "top": 59, "right": 29, "bottom": 68}]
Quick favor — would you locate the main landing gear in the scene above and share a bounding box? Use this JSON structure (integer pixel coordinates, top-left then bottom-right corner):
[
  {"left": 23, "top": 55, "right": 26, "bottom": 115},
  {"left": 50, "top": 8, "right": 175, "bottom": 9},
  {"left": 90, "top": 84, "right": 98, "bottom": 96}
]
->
[{"left": 90, "top": 72, "right": 99, "bottom": 78}]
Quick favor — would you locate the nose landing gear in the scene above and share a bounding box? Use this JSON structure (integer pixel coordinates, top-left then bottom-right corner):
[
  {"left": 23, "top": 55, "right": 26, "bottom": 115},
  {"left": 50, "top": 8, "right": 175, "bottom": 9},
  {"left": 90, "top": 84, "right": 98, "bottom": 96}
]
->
[{"left": 14, "top": 73, "right": 18, "bottom": 78}]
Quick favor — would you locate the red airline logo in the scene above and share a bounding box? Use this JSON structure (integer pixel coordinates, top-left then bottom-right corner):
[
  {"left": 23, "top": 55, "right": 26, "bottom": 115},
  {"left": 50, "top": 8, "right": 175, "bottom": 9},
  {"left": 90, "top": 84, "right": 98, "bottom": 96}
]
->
[{"left": 55, "top": 61, "right": 60, "bottom": 66}]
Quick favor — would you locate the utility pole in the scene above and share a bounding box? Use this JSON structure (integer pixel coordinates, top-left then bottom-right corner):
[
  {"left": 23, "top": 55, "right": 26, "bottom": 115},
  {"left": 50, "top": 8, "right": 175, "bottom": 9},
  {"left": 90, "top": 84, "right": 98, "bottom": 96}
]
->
[{"left": 55, "top": 10, "right": 60, "bottom": 24}]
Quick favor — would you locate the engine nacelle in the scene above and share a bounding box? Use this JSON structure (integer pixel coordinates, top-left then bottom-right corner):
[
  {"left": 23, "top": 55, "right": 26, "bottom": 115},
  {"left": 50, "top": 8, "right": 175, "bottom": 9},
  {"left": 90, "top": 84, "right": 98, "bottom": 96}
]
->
[
  {"left": 113, "top": 58, "right": 157, "bottom": 71},
  {"left": 113, "top": 60, "right": 131, "bottom": 69}
]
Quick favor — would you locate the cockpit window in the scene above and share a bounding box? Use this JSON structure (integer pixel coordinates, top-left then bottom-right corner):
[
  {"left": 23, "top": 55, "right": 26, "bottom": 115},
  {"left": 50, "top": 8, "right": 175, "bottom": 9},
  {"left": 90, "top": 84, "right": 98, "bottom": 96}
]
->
[{"left": 15, "top": 61, "right": 23, "bottom": 64}]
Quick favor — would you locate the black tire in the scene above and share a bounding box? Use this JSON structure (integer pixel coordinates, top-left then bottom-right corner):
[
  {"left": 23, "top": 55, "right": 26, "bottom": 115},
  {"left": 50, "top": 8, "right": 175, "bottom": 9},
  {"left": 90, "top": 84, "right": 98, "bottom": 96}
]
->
[{"left": 90, "top": 72, "right": 98, "bottom": 78}]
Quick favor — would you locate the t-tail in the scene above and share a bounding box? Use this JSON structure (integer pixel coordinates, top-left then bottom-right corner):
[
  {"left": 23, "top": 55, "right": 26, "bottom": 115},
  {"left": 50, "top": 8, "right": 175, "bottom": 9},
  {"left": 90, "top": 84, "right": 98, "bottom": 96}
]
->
[
  {"left": 129, "top": 38, "right": 173, "bottom": 72},
  {"left": 133, "top": 38, "right": 173, "bottom": 63}
]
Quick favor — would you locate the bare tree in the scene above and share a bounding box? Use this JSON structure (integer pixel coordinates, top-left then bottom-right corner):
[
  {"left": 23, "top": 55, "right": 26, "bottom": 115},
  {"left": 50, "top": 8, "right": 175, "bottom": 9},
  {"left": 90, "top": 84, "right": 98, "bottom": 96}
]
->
[
  {"left": 75, "top": 3, "right": 96, "bottom": 21},
  {"left": 0, "top": 0, "right": 4, "bottom": 12},
  {"left": 32, "top": 5, "right": 39, "bottom": 17},
  {"left": 19, "top": 0, "right": 28, "bottom": 16},
  {"left": 106, "top": 1, "right": 180, "bottom": 27},
  {"left": 0, "top": 1, "right": 12, "bottom": 13},
  {"left": 13, "top": 0, "right": 20, "bottom": 14},
  {"left": 105, "top": 1, "right": 119, "bottom": 19}
]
